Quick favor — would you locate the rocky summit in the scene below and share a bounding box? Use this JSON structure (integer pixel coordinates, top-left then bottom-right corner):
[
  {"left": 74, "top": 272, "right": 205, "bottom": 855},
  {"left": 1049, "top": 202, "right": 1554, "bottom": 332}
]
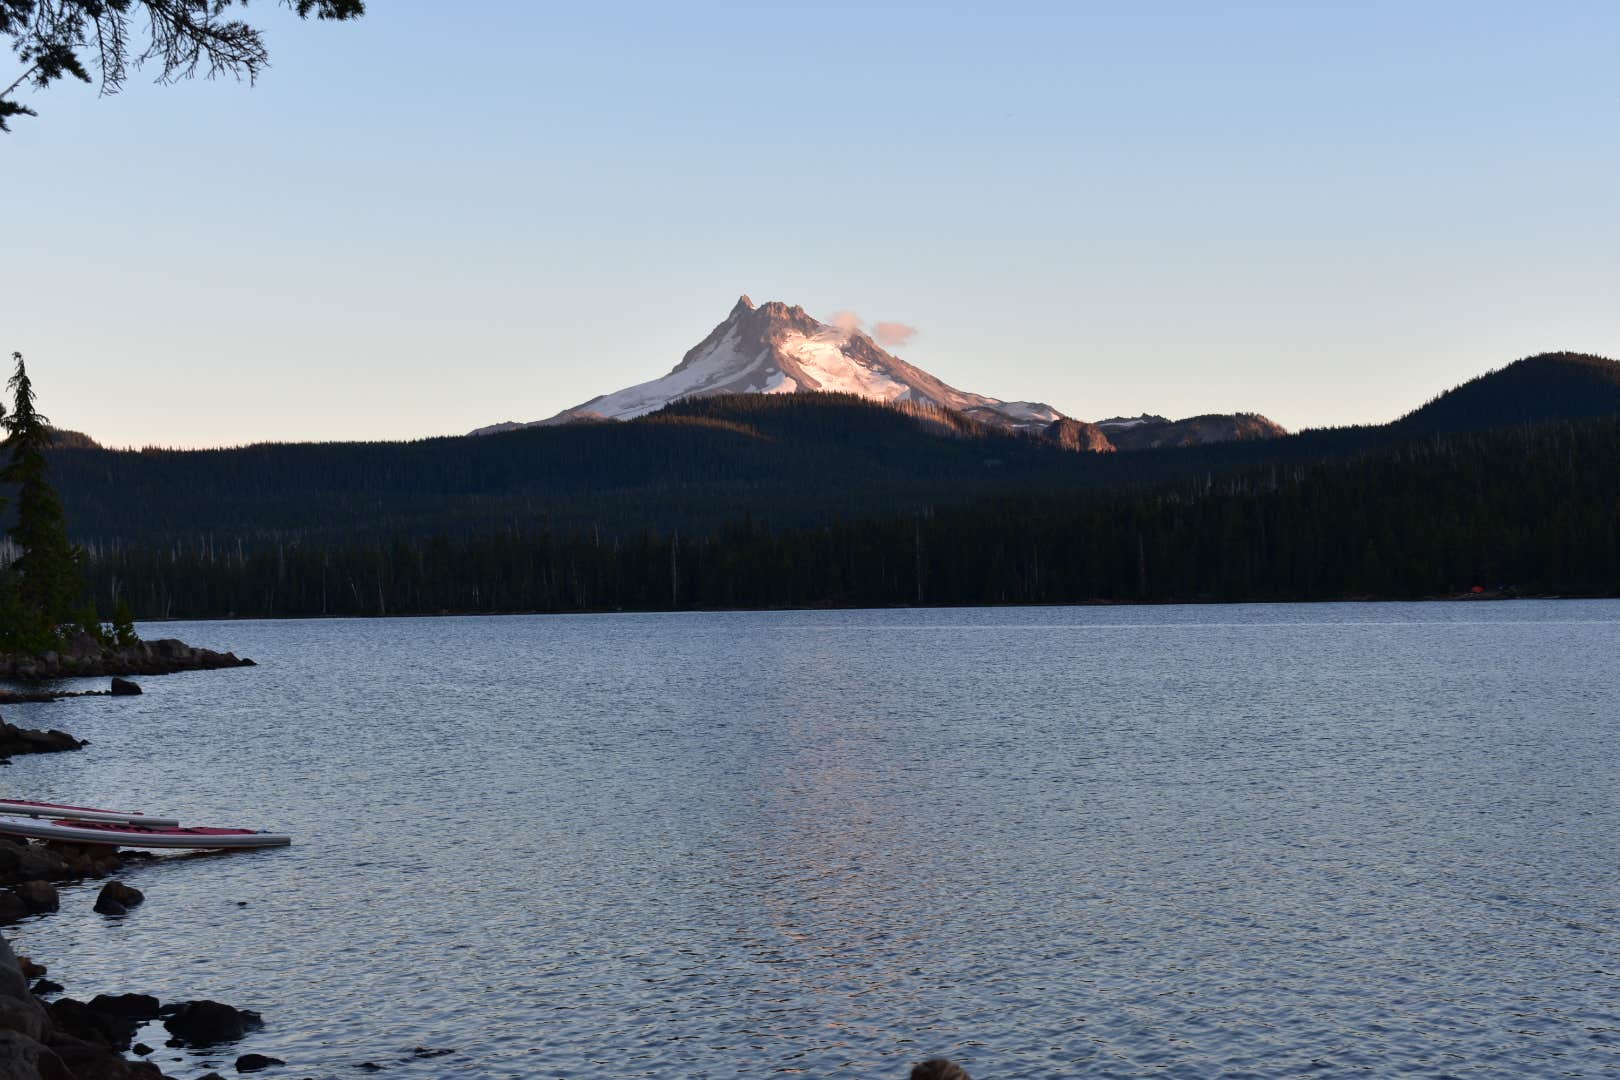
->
[
  {"left": 472, "top": 295, "right": 1285, "bottom": 451},
  {"left": 474, "top": 295, "right": 1067, "bottom": 434}
]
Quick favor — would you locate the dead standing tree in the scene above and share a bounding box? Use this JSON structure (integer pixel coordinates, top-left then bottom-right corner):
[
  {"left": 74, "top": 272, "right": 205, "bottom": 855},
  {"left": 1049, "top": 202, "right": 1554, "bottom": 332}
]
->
[{"left": 0, "top": 0, "right": 363, "bottom": 131}]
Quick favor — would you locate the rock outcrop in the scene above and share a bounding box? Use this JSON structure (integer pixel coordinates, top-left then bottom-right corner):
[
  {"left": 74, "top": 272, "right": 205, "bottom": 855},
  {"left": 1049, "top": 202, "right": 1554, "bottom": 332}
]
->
[
  {"left": 1097, "top": 412, "right": 1287, "bottom": 451},
  {"left": 0, "top": 723, "right": 83, "bottom": 759},
  {"left": 0, "top": 638, "right": 255, "bottom": 681},
  {"left": 1044, "top": 418, "right": 1116, "bottom": 453},
  {"left": 0, "top": 934, "right": 173, "bottom": 1079}
]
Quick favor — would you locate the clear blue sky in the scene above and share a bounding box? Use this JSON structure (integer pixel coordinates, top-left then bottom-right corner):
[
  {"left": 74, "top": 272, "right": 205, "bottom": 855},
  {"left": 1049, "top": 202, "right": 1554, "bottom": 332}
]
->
[{"left": 5, "top": 2, "right": 1619, "bottom": 447}]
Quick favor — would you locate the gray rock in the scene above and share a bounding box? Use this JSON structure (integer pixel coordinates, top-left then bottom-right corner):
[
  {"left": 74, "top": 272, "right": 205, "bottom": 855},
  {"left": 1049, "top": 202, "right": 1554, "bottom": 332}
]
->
[
  {"left": 0, "top": 935, "right": 31, "bottom": 999},
  {"left": 0, "top": 1029, "right": 72, "bottom": 1080},
  {"left": 11, "top": 882, "right": 58, "bottom": 916},
  {"left": 48, "top": 997, "right": 138, "bottom": 1050},
  {"left": 0, "top": 993, "right": 50, "bottom": 1043},
  {"left": 95, "top": 881, "right": 144, "bottom": 914},
  {"left": 0, "top": 895, "right": 27, "bottom": 927},
  {"left": 110, "top": 678, "right": 143, "bottom": 696},
  {"left": 42, "top": 1032, "right": 161, "bottom": 1079}
]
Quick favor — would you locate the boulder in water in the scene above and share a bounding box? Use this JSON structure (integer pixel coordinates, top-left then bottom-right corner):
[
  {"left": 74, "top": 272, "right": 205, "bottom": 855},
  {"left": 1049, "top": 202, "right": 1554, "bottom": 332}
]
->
[
  {"left": 94, "top": 881, "right": 144, "bottom": 914},
  {"left": 161, "top": 999, "right": 263, "bottom": 1045}
]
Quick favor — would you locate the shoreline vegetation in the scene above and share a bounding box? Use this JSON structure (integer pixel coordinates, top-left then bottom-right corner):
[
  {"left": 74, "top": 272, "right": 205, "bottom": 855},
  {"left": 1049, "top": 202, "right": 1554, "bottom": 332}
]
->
[
  {"left": 46, "top": 586, "right": 1584, "bottom": 628},
  {"left": 73, "top": 413, "right": 1620, "bottom": 621},
  {"left": 0, "top": 352, "right": 274, "bottom": 1078}
]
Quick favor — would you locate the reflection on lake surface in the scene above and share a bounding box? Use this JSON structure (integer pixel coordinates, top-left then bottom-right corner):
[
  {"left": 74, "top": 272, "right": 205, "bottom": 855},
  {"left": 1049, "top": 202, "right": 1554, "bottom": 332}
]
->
[{"left": 5, "top": 601, "right": 1620, "bottom": 1077}]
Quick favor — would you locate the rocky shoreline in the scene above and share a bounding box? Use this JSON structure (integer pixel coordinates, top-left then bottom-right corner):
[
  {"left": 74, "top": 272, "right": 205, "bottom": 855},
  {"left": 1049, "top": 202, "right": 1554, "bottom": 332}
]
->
[
  {"left": 0, "top": 838, "right": 275, "bottom": 1079},
  {"left": 0, "top": 640, "right": 272, "bottom": 1079},
  {"left": 0, "top": 639, "right": 255, "bottom": 682}
]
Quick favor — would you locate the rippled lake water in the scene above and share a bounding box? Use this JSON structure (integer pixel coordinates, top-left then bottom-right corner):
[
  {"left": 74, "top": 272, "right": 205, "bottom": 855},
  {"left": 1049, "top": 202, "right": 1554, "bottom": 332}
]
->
[{"left": 3, "top": 601, "right": 1620, "bottom": 1078}]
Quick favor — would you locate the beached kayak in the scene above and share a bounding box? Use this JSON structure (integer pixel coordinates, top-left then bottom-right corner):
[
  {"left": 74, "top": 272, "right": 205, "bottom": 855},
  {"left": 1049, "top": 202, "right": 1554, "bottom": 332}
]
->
[
  {"left": 0, "top": 817, "right": 290, "bottom": 849},
  {"left": 0, "top": 799, "right": 179, "bottom": 828}
]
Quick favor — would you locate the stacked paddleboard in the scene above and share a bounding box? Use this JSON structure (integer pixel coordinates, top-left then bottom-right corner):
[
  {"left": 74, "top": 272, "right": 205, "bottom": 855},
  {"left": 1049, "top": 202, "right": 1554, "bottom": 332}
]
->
[{"left": 0, "top": 799, "right": 289, "bottom": 849}]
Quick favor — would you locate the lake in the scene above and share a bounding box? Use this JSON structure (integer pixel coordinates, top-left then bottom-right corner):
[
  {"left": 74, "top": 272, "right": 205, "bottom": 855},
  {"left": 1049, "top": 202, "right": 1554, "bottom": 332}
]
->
[{"left": 4, "top": 601, "right": 1620, "bottom": 1078}]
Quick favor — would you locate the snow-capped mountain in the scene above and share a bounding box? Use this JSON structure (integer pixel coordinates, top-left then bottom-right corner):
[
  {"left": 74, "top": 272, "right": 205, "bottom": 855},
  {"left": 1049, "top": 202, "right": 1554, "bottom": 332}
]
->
[{"left": 473, "top": 296, "right": 1064, "bottom": 434}]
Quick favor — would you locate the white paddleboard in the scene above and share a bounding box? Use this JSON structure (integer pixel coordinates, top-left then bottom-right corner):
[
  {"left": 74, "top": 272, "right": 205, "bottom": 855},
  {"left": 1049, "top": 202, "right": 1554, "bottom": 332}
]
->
[
  {"left": 0, "top": 799, "right": 179, "bottom": 828},
  {"left": 0, "top": 817, "right": 290, "bottom": 850}
]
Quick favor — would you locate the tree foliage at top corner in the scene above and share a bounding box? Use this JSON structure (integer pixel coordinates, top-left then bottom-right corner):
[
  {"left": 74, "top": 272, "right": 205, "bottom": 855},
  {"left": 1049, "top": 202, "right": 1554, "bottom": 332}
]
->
[{"left": 0, "top": 0, "right": 364, "bottom": 132}]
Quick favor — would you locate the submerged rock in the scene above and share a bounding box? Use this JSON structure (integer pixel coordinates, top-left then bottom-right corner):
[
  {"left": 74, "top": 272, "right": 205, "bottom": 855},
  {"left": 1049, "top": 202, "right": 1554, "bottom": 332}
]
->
[
  {"left": 160, "top": 1000, "right": 263, "bottom": 1046},
  {"left": 234, "top": 1053, "right": 284, "bottom": 1072}
]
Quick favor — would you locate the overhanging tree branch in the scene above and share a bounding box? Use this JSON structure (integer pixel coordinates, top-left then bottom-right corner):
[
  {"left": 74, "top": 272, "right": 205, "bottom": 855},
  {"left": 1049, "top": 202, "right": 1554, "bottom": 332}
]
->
[{"left": 0, "top": 0, "right": 364, "bottom": 132}]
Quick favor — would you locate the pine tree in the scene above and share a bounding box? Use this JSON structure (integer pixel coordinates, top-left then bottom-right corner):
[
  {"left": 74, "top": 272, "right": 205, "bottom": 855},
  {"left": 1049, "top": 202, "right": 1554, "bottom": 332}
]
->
[
  {"left": 2, "top": 353, "right": 82, "bottom": 642},
  {"left": 112, "top": 597, "right": 139, "bottom": 648}
]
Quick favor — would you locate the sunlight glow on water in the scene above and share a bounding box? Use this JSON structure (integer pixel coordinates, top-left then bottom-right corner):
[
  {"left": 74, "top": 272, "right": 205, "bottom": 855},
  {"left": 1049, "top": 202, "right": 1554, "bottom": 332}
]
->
[{"left": 5, "top": 601, "right": 1620, "bottom": 1078}]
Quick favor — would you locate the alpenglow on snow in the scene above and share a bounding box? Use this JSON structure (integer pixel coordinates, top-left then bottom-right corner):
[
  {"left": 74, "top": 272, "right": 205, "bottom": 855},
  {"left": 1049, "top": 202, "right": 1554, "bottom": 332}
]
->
[
  {"left": 470, "top": 294, "right": 1287, "bottom": 450},
  {"left": 470, "top": 295, "right": 1065, "bottom": 435}
]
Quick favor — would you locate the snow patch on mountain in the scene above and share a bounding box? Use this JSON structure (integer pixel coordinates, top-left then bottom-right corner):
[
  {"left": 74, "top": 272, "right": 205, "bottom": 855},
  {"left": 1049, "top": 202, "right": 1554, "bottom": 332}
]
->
[
  {"left": 778, "top": 328, "right": 914, "bottom": 402},
  {"left": 509, "top": 295, "right": 1067, "bottom": 432}
]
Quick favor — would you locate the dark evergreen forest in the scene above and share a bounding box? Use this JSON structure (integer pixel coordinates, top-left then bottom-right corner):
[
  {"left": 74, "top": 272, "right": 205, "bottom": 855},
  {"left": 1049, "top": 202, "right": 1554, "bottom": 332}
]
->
[
  {"left": 18, "top": 351, "right": 1620, "bottom": 618},
  {"left": 80, "top": 416, "right": 1620, "bottom": 618}
]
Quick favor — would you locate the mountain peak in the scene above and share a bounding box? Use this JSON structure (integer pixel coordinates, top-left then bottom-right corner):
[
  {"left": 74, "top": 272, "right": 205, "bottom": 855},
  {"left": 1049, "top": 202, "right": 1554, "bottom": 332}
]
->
[
  {"left": 517, "top": 294, "right": 1061, "bottom": 430},
  {"left": 469, "top": 293, "right": 1291, "bottom": 454}
]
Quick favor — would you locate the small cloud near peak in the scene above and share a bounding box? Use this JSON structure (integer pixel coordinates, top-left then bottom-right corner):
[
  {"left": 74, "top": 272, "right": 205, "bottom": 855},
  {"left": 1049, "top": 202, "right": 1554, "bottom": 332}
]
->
[
  {"left": 824, "top": 310, "right": 920, "bottom": 350},
  {"left": 872, "top": 321, "right": 918, "bottom": 348},
  {"left": 828, "top": 311, "right": 864, "bottom": 336}
]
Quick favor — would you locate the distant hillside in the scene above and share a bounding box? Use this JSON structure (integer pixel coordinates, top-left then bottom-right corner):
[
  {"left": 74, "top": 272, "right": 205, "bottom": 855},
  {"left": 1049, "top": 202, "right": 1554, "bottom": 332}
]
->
[
  {"left": 45, "top": 393, "right": 1118, "bottom": 548},
  {"left": 1397, "top": 352, "right": 1620, "bottom": 433},
  {"left": 46, "top": 428, "right": 100, "bottom": 449},
  {"left": 1103, "top": 413, "right": 1286, "bottom": 452},
  {"left": 82, "top": 413, "right": 1620, "bottom": 618},
  {"left": 37, "top": 352, "right": 1620, "bottom": 552}
]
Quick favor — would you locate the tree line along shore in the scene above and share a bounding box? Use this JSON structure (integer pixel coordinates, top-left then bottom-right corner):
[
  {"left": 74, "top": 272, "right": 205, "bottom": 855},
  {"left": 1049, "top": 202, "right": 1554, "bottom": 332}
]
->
[{"left": 75, "top": 414, "right": 1620, "bottom": 620}]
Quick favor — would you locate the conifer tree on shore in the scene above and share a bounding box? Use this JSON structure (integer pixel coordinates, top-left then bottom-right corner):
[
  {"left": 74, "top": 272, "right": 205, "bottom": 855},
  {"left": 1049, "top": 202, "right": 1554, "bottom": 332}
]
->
[{"left": 1, "top": 352, "right": 82, "bottom": 647}]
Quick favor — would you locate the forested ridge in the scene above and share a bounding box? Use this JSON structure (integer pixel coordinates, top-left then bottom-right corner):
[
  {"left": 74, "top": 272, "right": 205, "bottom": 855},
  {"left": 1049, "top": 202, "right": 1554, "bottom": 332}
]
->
[
  {"left": 41, "top": 389, "right": 1452, "bottom": 549},
  {"left": 80, "top": 415, "right": 1620, "bottom": 618},
  {"left": 15, "top": 351, "right": 1620, "bottom": 617}
]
